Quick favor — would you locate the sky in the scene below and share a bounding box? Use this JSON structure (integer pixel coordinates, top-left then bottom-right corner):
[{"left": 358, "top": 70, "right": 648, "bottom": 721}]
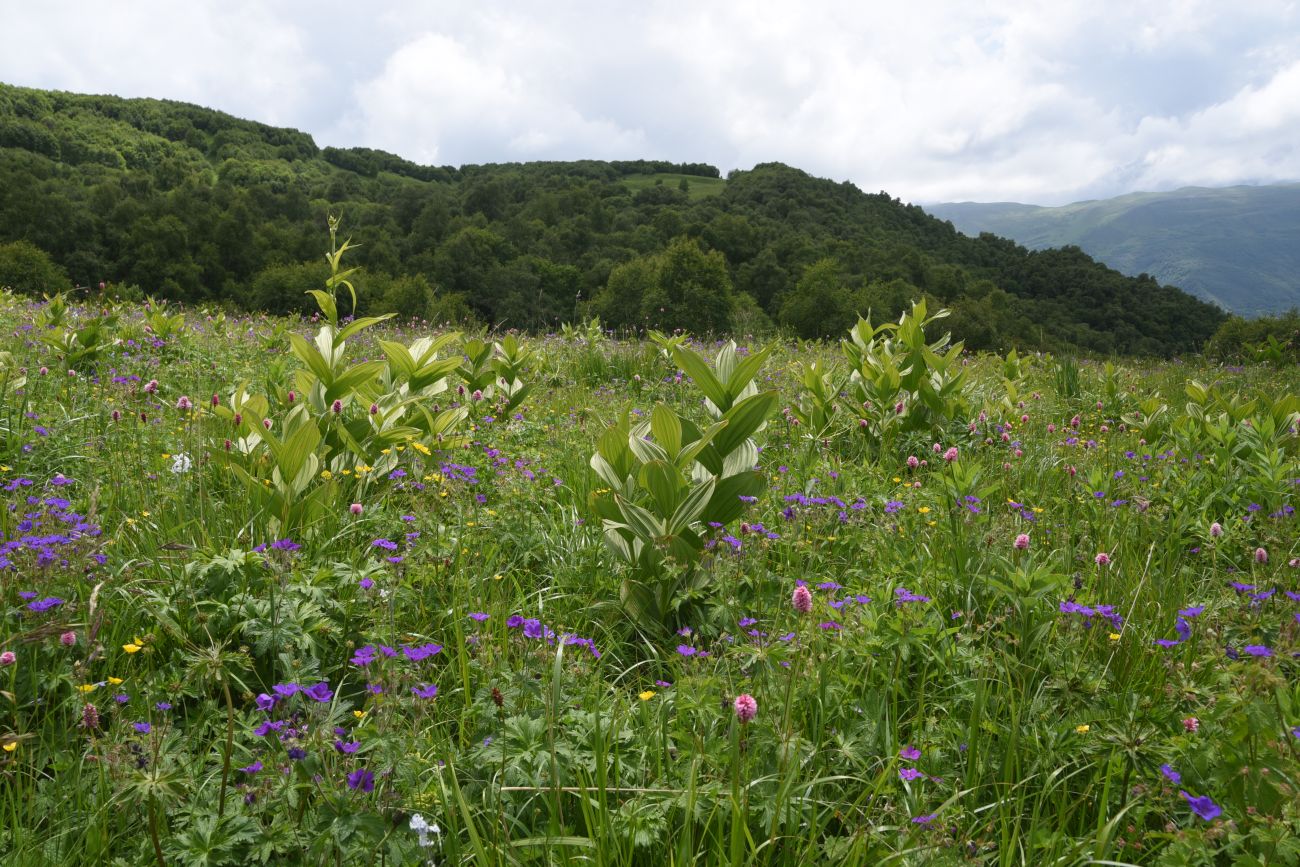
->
[{"left": 4, "top": 0, "right": 1300, "bottom": 205}]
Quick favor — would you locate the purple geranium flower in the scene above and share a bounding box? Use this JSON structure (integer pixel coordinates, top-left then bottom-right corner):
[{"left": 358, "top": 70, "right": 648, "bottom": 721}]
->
[
  {"left": 301, "top": 682, "right": 333, "bottom": 703},
  {"left": 346, "top": 768, "right": 374, "bottom": 792},
  {"left": 1180, "top": 791, "right": 1222, "bottom": 821},
  {"left": 402, "top": 643, "right": 443, "bottom": 662}
]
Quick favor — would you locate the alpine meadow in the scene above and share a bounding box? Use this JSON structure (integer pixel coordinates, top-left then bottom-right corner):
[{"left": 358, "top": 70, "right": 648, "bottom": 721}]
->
[{"left": 0, "top": 82, "right": 1298, "bottom": 867}]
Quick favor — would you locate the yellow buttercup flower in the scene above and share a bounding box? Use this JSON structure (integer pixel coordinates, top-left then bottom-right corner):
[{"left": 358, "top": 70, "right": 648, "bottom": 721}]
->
[
  {"left": 123, "top": 637, "right": 143, "bottom": 654},
  {"left": 107, "top": 676, "right": 124, "bottom": 685},
  {"left": 2, "top": 741, "right": 16, "bottom": 752},
  {"left": 917, "top": 506, "right": 931, "bottom": 514},
  {"left": 1108, "top": 633, "right": 1121, "bottom": 641},
  {"left": 1075, "top": 724, "right": 1090, "bottom": 734},
  {"left": 639, "top": 690, "right": 655, "bottom": 701},
  {"left": 78, "top": 684, "right": 98, "bottom": 693},
  {"left": 353, "top": 710, "right": 367, "bottom": 719}
]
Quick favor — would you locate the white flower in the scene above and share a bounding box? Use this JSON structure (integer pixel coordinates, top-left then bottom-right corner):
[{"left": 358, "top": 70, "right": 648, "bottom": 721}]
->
[
  {"left": 409, "top": 813, "right": 440, "bottom": 847},
  {"left": 170, "top": 453, "right": 193, "bottom": 474}
]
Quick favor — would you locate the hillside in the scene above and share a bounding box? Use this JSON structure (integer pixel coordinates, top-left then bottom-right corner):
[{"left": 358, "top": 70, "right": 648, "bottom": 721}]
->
[
  {"left": 0, "top": 82, "right": 1226, "bottom": 355},
  {"left": 926, "top": 185, "right": 1300, "bottom": 316}
]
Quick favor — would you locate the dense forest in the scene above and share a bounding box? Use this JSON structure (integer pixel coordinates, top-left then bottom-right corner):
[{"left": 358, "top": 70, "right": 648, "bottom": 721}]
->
[{"left": 0, "top": 82, "right": 1227, "bottom": 355}]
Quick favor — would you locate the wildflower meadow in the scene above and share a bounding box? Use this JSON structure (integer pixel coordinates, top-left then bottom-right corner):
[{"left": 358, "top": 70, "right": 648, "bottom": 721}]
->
[{"left": 0, "top": 245, "right": 1297, "bottom": 865}]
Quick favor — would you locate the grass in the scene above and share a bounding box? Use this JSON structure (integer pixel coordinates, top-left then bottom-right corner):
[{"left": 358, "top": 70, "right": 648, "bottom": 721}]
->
[
  {"left": 0, "top": 289, "right": 1296, "bottom": 865},
  {"left": 621, "top": 173, "right": 727, "bottom": 201}
]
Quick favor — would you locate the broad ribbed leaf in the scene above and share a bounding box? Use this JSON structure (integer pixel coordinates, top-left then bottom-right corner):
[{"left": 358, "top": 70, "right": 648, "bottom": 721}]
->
[
  {"left": 338, "top": 313, "right": 396, "bottom": 342},
  {"left": 615, "top": 495, "right": 664, "bottom": 542},
  {"left": 650, "top": 404, "right": 683, "bottom": 456},
  {"left": 639, "top": 460, "right": 683, "bottom": 516},
  {"left": 672, "top": 346, "right": 728, "bottom": 411},
  {"left": 701, "top": 471, "right": 765, "bottom": 525},
  {"left": 667, "top": 476, "right": 715, "bottom": 535},
  {"left": 288, "top": 333, "right": 332, "bottom": 382},
  {"left": 713, "top": 391, "right": 778, "bottom": 456}
]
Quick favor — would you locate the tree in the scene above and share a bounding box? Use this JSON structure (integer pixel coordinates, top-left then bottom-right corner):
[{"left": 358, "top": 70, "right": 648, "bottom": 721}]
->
[
  {"left": 592, "top": 256, "right": 657, "bottom": 330},
  {"left": 778, "top": 258, "right": 856, "bottom": 339},
  {"left": 639, "top": 237, "right": 733, "bottom": 334},
  {"left": 0, "top": 239, "right": 70, "bottom": 294}
]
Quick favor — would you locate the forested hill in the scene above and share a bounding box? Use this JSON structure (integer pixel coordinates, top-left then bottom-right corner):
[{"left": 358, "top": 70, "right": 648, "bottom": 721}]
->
[{"left": 0, "top": 82, "right": 1225, "bottom": 355}]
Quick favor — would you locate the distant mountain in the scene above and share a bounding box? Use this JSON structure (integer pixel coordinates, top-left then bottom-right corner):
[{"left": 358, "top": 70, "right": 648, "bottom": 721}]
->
[{"left": 926, "top": 185, "right": 1300, "bottom": 316}]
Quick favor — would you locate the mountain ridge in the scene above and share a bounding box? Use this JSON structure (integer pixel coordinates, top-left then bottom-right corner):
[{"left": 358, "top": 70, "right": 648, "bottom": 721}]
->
[{"left": 926, "top": 184, "right": 1300, "bottom": 315}]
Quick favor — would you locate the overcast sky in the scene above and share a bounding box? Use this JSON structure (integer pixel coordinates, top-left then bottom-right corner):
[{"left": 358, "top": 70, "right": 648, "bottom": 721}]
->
[{"left": 5, "top": 0, "right": 1299, "bottom": 205}]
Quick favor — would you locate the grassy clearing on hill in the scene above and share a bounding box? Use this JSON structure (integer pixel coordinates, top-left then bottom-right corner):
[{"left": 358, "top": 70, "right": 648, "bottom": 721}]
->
[
  {"left": 0, "top": 279, "right": 1297, "bottom": 866},
  {"left": 620, "top": 172, "right": 728, "bottom": 200}
]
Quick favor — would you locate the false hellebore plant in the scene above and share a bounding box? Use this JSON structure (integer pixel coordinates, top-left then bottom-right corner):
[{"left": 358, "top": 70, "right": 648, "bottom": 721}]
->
[{"left": 590, "top": 341, "right": 777, "bottom": 633}]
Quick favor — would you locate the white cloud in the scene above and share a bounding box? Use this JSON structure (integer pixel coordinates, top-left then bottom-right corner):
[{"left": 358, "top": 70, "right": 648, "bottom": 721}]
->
[
  {"left": 0, "top": 0, "right": 328, "bottom": 129},
  {"left": 2, "top": 0, "right": 1299, "bottom": 204},
  {"left": 337, "top": 31, "right": 648, "bottom": 163}
]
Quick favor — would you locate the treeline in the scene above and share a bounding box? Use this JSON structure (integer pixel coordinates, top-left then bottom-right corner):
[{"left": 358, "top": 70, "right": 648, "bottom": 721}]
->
[
  {"left": 1206, "top": 310, "right": 1300, "bottom": 364},
  {"left": 0, "top": 82, "right": 1226, "bottom": 355}
]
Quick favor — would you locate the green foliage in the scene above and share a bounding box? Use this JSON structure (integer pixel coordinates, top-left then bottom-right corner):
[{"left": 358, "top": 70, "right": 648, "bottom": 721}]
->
[
  {"left": 0, "top": 239, "right": 70, "bottom": 295},
  {"left": 778, "top": 258, "right": 860, "bottom": 339},
  {"left": 841, "top": 299, "right": 971, "bottom": 452},
  {"left": 0, "top": 288, "right": 1298, "bottom": 865},
  {"left": 0, "top": 82, "right": 1226, "bottom": 354},
  {"left": 590, "top": 341, "right": 775, "bottom": 632},
  {"left": 1208, "top": 310, "right": 1300, "bottom": 364},
  {"left": 39, "top": 307, "right": 120, "bottom": 373}
]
